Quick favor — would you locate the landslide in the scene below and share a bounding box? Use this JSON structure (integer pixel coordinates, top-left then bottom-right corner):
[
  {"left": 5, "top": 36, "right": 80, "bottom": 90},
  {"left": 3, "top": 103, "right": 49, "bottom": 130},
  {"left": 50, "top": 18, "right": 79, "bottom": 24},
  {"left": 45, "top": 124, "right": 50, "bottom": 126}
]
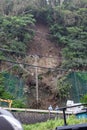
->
[{"left": 25, "top": 22, "right": 63, "bottom": 109}]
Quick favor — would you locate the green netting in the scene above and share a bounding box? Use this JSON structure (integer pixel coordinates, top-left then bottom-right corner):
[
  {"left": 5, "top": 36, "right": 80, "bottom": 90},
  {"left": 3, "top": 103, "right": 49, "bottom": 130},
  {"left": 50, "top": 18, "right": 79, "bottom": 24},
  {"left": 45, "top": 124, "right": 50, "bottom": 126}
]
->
[
  {"left": 3, "top": 73, "right": 25, "bottom": 99},
  {"left": 2, "top": 71, "right": 87, "bottom": 104},
  {"left": 0, "top": 102, "right": 9, "bottom": 107},
  {"left": 68, "top": 72, "right": 87, "bottom": 103}
]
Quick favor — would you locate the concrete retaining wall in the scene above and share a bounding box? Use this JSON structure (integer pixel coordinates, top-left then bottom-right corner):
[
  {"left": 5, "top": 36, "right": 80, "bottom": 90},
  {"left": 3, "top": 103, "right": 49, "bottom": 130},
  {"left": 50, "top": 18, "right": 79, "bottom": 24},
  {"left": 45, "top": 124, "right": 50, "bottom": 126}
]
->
[{"left": 12, "top": 112, "right": 56, "bottom": 124}]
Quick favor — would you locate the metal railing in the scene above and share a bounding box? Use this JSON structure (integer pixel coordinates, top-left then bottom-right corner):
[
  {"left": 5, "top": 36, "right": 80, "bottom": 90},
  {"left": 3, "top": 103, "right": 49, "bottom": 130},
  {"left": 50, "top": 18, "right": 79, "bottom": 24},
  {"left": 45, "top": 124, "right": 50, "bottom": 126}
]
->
[
  {"left": 2, "top": 103, "right": 87, "bottom": 125},
  {"left": 58, "top": 103, "right": 87, "bottom": 126}
]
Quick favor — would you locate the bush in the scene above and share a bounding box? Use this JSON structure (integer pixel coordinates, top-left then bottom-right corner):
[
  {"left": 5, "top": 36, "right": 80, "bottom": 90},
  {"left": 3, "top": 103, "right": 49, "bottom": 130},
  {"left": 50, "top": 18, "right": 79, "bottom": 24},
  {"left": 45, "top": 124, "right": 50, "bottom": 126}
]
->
[
  {"left": 80, "top": 94, "right": 87, "bottom": 104},
  {"left": 12, "top": 99, "right": 26, "bottom": 108}
]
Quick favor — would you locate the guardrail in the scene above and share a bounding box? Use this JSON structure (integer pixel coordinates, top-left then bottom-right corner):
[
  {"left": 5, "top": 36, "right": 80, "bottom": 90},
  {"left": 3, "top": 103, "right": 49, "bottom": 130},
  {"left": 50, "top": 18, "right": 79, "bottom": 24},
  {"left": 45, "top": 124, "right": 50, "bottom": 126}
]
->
[
  {"left": 58, "top": 103, "right": 87, "bottom": 126},
  {"left": 2, "top": 103, "right": 87, "bottom": 125},
  {"left": 3, "top": 107, "right": 73, "bottom": 114}
]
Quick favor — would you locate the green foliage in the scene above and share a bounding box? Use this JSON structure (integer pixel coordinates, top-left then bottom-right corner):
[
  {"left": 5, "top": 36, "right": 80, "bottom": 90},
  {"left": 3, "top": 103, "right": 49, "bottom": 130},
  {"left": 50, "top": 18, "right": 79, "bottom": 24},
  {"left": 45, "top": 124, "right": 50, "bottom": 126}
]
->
[
  {"left": 67, "top": 27, "right": 82, "bottom": 38},
  {"left": 63, "top": 0, "right": 79, "bottom": 11},
  {"left": 77, "top": 8, "right": 87, "bottom": 26},
  {"left": 23, "top": 116, "right": 87, "bottom": 130},
  {"left": 63, "top": 0, "right": 87, "bottom": 10},
  {"left": 0, "top": 14, "right": 35, "bottom": 54},
  {"left": 0, "top": 74, "right": 5, "bottom": 97},
  {"left": 77, "top": 72, "right": 87, "bottom": 81},
  {"left": 2, "top": 91, "right": 13, "bottom": 99},
  {"left": 57, "top": 76, "right": 71, "bottom": 100},
  {"left": 62, "top": 39, "right": 87, "bottom": 69},
  {"left": 0, "top": 0, "right": 87, "bottom": 107},
  {"left": 50, "top": 24, "right": 67, "bottom": 45},
  {"left": 0, "top": 86, "right": 4, "bottom": 97},
  {"left": 80, "top": 94, "right": 87, "bottom": 104},
  {"left": 49, "top": 6, "right": 87, "bottom": 69},
  {"left": 12, "top": 99, "right": 26, "bottom": 108},
  {"left": 29, "top": 7, "right": 54, "bottom": 24}
]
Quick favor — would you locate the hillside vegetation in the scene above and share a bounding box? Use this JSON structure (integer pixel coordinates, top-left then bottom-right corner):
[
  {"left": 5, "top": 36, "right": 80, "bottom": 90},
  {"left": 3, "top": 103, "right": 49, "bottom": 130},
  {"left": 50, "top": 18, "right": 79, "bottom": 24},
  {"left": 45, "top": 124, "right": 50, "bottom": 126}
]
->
[
  {"left": 0, "top": 0, "right": 87, "bottom": 108},
  {"left": 0, "top": 0, "right": 87, "bottom": 68}
]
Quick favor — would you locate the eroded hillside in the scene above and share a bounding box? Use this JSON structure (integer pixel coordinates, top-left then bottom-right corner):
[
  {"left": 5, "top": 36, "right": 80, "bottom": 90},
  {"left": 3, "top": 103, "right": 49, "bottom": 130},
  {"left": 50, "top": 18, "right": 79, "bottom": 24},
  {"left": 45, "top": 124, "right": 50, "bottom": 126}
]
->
[{"left": 24, "top": 23, "right": 63, "bottom": 109}]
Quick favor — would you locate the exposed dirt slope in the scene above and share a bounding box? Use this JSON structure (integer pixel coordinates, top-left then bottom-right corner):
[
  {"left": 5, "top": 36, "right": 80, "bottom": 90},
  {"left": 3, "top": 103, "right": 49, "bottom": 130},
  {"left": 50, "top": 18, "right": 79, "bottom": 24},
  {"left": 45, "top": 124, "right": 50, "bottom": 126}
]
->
[
  {"left": 25, "top": 23, "right": 62, "bottom": 109},
  {"left": 28, "top": 23, "right": 61, "bottom": 58}
]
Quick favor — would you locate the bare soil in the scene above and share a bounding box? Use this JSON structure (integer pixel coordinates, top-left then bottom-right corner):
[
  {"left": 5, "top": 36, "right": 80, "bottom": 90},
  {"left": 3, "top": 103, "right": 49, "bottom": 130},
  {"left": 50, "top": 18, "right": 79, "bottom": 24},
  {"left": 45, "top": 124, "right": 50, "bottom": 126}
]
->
[
  {"left": 26, "top": 23, "right": 62, "bottom": 109},
  {"left": 28, "top": 23, "right": 61, "bottom": 58}
]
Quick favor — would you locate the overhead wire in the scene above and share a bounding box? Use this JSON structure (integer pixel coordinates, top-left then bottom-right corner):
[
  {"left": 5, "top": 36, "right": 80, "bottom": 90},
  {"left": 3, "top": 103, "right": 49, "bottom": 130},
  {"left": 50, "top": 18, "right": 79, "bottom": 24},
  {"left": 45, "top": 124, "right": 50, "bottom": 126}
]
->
[
  {"left": 0, "top": 58, "right": 67, "bottom": 71},
  {"left": 0, "top": 20, "right": 61, "bottom": 59},
  {"left": 0, "top": 21, "right": 63, "bottom": 71},
  {"left": 0, "top": 47, "right": 62, "bottom": 60},
  {"left": 0, "top": 65, "right": 16, "bottom": 73},
  {"left": 0, "top": 58, "right": 55, "bottom": 70}
]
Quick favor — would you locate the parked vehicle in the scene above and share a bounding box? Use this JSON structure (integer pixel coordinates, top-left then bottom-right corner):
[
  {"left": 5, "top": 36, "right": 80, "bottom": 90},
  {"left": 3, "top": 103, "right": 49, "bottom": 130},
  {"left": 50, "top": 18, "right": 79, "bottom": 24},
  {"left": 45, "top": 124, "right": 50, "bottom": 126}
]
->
[{"left": 0, "top": 108, "right": 23, "bottom": 130}]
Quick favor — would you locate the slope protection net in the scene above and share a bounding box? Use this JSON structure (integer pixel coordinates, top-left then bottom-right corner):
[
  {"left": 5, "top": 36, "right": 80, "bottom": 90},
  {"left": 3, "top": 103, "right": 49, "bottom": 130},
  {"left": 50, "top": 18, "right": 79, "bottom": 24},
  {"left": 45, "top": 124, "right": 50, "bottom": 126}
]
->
[
  {"left": 68, "top": 71, "right": 87, "bottom": 103},
  {"left": 1, "top": 71, "right": 87, "bottom": 106},
  {"left": 3, "top": 73, "right": 25, "bottom": 99}
]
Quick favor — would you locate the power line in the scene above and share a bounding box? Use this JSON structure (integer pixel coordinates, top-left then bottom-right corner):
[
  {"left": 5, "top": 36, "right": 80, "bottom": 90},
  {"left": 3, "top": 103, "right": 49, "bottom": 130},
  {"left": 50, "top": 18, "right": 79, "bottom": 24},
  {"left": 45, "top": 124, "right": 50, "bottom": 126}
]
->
[
  {"left": 0, "top": 58, "right": 56, "bottom": 70},
  {"left": 0, "top": 65, "right": 15, "bottom": 73},
  {"left": 0, "top": 24, "right": 61, "bottom": 59},
  {"left": 0, "top": 58, "right": 67, "bottom": 71},
  {"left": 0, "top": 47, "right": 62, "bottom": 60}
]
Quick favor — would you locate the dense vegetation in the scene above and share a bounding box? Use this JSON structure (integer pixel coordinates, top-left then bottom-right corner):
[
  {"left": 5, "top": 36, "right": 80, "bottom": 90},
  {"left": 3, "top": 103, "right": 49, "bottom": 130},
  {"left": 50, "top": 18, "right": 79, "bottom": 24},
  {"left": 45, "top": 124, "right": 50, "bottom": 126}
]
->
[
  {"left": 48, "top": 2, "right": 87, "bottom": 69},
  {"left": 0, "top": 0, "right": 87, "bottom": 107},
  {"left": 0, "top": 0, "right": 87, "bottom": 68},
  {"left": 0, "top": 14, "right": 35, "bottom": 58}
]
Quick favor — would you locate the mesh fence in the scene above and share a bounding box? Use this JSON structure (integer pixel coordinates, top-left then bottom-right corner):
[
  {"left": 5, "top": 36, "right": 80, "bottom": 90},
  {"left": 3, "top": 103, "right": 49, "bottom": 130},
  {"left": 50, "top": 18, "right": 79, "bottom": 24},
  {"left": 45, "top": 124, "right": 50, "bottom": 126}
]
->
[
  {"left": 3, "top": 73, "right": 25, "bottom": 99},
  {"left": 2, "top": 71, "right": 87, "bottom": 106},
  {"left": 68, "top": 71, "right": 87, "bottom": 103}
]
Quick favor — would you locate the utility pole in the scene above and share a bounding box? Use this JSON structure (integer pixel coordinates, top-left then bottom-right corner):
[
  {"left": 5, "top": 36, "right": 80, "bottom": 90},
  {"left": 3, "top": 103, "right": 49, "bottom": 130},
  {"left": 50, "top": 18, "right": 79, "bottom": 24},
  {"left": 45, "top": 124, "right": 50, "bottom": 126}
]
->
[{"left": 59, "top": 0, "right": 64, "bottom": 6}]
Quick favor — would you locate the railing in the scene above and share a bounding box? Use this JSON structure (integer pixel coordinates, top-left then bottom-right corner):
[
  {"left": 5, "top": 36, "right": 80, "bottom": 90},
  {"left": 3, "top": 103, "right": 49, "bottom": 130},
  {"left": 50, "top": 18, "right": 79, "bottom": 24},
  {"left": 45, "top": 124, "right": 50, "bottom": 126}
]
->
[
  {"left": 58, "top": 103, "right": 87, "bottom": 126},
  {"left": 2, "top": 103, "right": 87, "bottom": 125},
  {"left": 0, "top": 98, "right": 12, "bottom": 108}
]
